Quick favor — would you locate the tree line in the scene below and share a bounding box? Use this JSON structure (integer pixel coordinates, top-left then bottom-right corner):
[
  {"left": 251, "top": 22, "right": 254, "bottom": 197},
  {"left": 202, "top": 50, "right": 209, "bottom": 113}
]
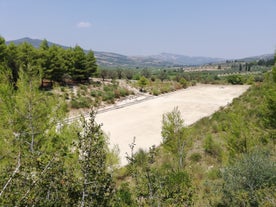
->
[{"left": 0, "top": 37, "right": 97, "bottom": 85}]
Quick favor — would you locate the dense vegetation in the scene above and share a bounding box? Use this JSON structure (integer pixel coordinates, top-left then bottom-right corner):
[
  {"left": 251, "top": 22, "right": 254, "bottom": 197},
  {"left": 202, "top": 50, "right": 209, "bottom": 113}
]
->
[
  {"left": 0, "top": 37, "right": 97, "bottom": 85},
  {"left": 114, "top": 66, "right": 276, "bottom": 206},
  {"left": 0, "top": 36, "right": 275, "bottom": 206}
]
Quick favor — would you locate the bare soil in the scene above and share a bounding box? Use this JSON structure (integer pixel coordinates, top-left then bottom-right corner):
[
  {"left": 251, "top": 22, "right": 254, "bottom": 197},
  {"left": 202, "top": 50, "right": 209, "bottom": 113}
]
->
[{"left": 95, "top": 84, "right": 250, "bottom": 165}]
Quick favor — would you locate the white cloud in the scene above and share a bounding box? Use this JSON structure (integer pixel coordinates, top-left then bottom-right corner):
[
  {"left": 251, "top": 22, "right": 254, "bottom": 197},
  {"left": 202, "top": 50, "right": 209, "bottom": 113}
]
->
[{"left": 77, "top": 21, "right": 91, "bottom": 28}]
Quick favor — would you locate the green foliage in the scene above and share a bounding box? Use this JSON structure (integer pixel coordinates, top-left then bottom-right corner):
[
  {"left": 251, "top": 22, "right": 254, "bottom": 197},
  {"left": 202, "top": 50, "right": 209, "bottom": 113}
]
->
[
  {"left": 161, "top": 171, "right": 194, "bottom": 206},
  {"left": 189, "top": 152, "right": 202, "bottom": 162},
  {"left": 138, "top": 76, "right": 149, "bottom": 91},
  {"left": 78, "top": 111, "right": 114, "bottom": 206},
  {"left": 125, "top": 141, "right": 194, "bottom": 206},
  {"left": 0, "top": 36, "right": 7, "bottom": 62},
  {"left": 221, "top": 150, "right": 276, "bottom": 207},
  {"left": 264, "top": 86, "right": 276, "bottom": 128},
  {"left": 71, "top": 96, "right": 91, "bottom": 108},
  {"left": 0, "top": 70, "right": 77, "bottom": 206},
  {"left": 179, "top": 77, "right": 188, "bottom": 88},
  {"left": 158, "top": 69, "right": 168, "bottom": 82},
  {"left": 162, "top": 107, "right": 188, "bottom": 169},
  {"left": 272, "top": 65, "right": 276, "bottom": 83},
  {"left": 113, "top": 183, "right": 135, "bottom": 207},
  {"left": 0, "top": 37, "right": 97, "bottom": 85},
  {"left": 227, "top": 74, "right": 244, "bottom": 84},
  {"left": 203, "top": 134, "right": 222, "bottom": 159}
]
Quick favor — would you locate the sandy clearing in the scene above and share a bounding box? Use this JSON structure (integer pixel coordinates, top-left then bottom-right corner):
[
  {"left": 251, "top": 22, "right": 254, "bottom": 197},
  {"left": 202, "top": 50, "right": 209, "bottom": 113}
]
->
[{"left": 95, "top": 84, "right": 250, "bottom": 165}]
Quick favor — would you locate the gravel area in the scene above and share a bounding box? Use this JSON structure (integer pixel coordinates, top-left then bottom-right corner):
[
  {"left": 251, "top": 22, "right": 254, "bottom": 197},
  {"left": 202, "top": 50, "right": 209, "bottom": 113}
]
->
[{"left": 95, "top": 84, "right": 250, "bottom": 165}]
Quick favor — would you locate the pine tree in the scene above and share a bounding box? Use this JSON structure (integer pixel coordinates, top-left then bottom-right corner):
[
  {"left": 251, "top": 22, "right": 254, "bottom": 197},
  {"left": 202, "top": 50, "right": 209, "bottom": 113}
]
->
[
  {"left": 85, "top": 50, "right": 97, "bottom": 81},
  {"left": 71, "top": 45, "right": 87, "bottom": 81},
  {"left": 78, "top": 111, "right": 114, "bottom": 207},
  {"left": 0, "top": 69, "right": 72, "bottom": 205}
]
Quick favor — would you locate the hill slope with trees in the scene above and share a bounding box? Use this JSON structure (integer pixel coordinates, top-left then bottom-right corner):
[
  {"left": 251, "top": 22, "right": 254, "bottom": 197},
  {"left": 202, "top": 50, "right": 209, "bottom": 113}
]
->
[{"left": 0, "top": 35, "right": 275, "bottom": 206}]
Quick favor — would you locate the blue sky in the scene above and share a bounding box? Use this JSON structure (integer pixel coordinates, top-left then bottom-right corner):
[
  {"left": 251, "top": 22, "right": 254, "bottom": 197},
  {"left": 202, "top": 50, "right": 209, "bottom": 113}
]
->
[{"left": 0, "top": 0, "right": 275, "bottom": 58}]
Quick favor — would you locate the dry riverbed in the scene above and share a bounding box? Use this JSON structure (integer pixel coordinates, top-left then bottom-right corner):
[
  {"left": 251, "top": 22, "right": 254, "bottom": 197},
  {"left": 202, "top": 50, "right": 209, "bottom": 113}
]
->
[{"left": 95, "top": 84, "right": 250, "bottom": 165}]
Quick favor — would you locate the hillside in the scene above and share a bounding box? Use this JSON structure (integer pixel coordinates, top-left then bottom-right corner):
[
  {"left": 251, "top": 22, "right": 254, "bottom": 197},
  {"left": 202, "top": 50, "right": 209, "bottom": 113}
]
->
[
  {"left": 7, "top": 37, "right": 224, "bottom": 67},
  {"left": 0, "top": 36, "right": 275, "bottom": 205},
  {"left": 114, "top": 72, "right": 276, "bottom": 206}
]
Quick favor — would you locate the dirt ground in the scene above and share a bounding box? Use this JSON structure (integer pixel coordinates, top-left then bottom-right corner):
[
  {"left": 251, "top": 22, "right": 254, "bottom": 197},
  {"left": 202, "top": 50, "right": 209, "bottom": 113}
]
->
[{"left": 95, "top": 84, "right": 250, "bottom": 165}]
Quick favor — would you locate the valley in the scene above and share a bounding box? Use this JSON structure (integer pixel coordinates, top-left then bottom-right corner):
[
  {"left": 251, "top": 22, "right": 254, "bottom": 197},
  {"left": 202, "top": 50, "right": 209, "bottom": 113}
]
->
[{"left": 95, "top": 84, "right": 250, "bottom": 165}]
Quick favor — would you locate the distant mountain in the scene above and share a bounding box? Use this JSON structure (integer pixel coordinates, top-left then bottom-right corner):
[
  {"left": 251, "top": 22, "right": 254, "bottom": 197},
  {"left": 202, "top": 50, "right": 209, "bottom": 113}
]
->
[
  {"left": 11, "top": 37, "right": 274, "bottom": 67},
  {"left": 7, "top": 37, "right": 69, "bottom": 49},
  {"left": 238, "top": 54, "right": 274, "bottom": 62},
  {"left": 148, "top": 53, "right": 223, "bottom": 65}
]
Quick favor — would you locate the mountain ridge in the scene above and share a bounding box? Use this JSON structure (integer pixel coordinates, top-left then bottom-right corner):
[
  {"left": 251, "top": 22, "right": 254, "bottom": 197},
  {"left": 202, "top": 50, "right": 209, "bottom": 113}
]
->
[{"left": 6, "top": 37, "right": 273, "bottom": 67}]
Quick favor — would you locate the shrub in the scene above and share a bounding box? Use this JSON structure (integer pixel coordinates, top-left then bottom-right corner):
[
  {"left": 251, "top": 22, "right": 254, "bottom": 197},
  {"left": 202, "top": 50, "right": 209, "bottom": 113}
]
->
[
  {"left": 80, "top": 84, "right": 88, "bottom": 91},
  {"left": 191, "top": 80, "right": 197, "bottom": 86},
  {"left": 60, "top": 87, "right": 65, "bottom": 92},
  {"left": 103, "top": 85, "right": 112, "bottom": 92},
  {"left": 203, "top": 134, "right": 222, "bottom": 159},
  {"left": 221, "top": 150, "right": 276, "bottom": 207},
  {"left": 227, "top": 75, "right": 244, "bottom": 85},
  {"left": 254, "top": 75, "right": 264, "bottom": 82},
  {"left": 179, "top": 77, "right": 188, "bottom": 88},
  {"left": 102, "top": 91, "right": 115, "bottom": 102},
  {"left": 189, "top": 152, "right": 202, "bottom": 162},
  {"left": 152, "top": 88, "right": 160, "bottom": 96},
  {"left": 71, "top": 97, "right": 91, "bottom": 109},
  {"left": 119, "top": 88, "right": 129, "bottom": 97},
  {"left": 90, "top": 90, "right": 98, "bottom": 97}
]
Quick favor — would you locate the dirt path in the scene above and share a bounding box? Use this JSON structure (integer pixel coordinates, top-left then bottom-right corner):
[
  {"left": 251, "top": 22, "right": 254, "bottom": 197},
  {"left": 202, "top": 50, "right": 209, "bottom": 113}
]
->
[{"left": 95, "top": 84, "right": 250, "bottom": 166}]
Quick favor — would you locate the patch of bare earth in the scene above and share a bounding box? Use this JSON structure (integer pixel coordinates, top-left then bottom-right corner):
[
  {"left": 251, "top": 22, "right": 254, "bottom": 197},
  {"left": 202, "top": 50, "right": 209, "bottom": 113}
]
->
[{"left": 95, "top": 84, "right": 250, "bottom": 165}]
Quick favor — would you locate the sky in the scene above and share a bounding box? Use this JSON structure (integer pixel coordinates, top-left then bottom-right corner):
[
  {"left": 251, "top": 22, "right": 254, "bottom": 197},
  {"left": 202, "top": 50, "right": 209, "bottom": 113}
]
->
[{"left": 0, "top": 0, "right": 275, "bottom": 59}]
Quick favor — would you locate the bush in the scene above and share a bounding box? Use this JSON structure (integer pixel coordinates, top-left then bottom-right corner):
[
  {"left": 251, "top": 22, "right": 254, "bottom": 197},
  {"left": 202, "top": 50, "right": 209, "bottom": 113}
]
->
[
  {"left": 203, "top": 134, "right": 222, "bottom": 158},
  {"left": 254, "top": 75, "right": 264, "bottom": 82},
  {"left": 71, "top": 97, "right": 91, "bottom": 108},
  {"left": 189, "top": 152, "right": 202, "bottom": 162},
  {"left": 191, "top": 80, "right": 197, "bottom": 86},
  {"left": 102, "top": 91, "right": 115, "bottom": 102},
  {"left": 152, "top": 88, "right": 160, "bottom": 96},
  {"left": 90, "top": 90, "right": 98, "bottom": 97},
  {"left": 80, "top": 84, "right": 88, "bottom": 91},
  {"left": 117, "top": 88, "right": 128, "bottom": 97},
  {"left": 221, "top": 150, "right": 276, "bottom": 207},
  {"left": 227, "top": 75, "right": 244, "bottom": 85},
  {"left": 179, "top": 77, "right": 188, "bottom": 88}
]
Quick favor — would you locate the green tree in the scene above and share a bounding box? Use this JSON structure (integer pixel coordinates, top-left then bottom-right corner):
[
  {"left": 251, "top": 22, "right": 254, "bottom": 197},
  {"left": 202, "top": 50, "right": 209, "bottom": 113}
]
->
[
  {"left": 221, "top": 150, "right": 276, "bottom": 207},
  {"left": 124, "top": 69, "right": 134, "bottom": 80},
  {"left": 71, "top": 45, "right": 87, "bottom": 81},
  {"left": 116, "top": 68, "right": 123, "bottom": 79},
  {"left": 227, "top": 74, "right": 243, "bottom": 85},
  {"left": 0, "top": 36, "right": 7, "bottom": 64},
  {"left": 85, "top": 50, "right": 97, "bottom": 80},
  {"left": 138, "top": 76, "right": 149, "bottom": 92},
  {"left": 239, "top": 63, "right": 242, "bottom": 72},
  {"left": 38, "top": 39, "right": 50, "bottom": 79},
  {"left": 179, "top": 77, "right": 188, "bottom": 88},
  {"left": 17, "top": 42, "right": 39, "bottom": 76},
  {"left": 126, "top": 141, "right": 162, "bottom": 206},
  {"left": 162, "top": 107, "right": 187, "bottom": 169},
  {"left": 159, "top": 69, "right": 168, "bottom": 82},
  {"left": 47, "top": 45, "right": 66, "bottom": 82},
  {"left": 265, "top": 86, "right": 276, "bottom": 128},
  {"left": 6, "top": 42, "right": 19, "bottom": 83},
  {"left": 99, "top": 68, "right": 108, "bottom": 82},
  {"left": 141, "top": 68, "right": 151, "bottom": 78},
  {"left": 78, "top": 111, "right": 114, "bottom": 207},
  {"left": 272, "top": 62, "right": 276, "bottom": 83},
  {"left": 0, "top": 69, "right": 72, "bottom": 205}
]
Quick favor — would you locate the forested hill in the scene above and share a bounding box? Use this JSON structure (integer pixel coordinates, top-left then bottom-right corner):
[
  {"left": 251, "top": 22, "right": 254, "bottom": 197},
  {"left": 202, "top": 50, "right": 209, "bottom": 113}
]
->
[{"left": 7, "top": 37, "right": 225, "bottom": 67}]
